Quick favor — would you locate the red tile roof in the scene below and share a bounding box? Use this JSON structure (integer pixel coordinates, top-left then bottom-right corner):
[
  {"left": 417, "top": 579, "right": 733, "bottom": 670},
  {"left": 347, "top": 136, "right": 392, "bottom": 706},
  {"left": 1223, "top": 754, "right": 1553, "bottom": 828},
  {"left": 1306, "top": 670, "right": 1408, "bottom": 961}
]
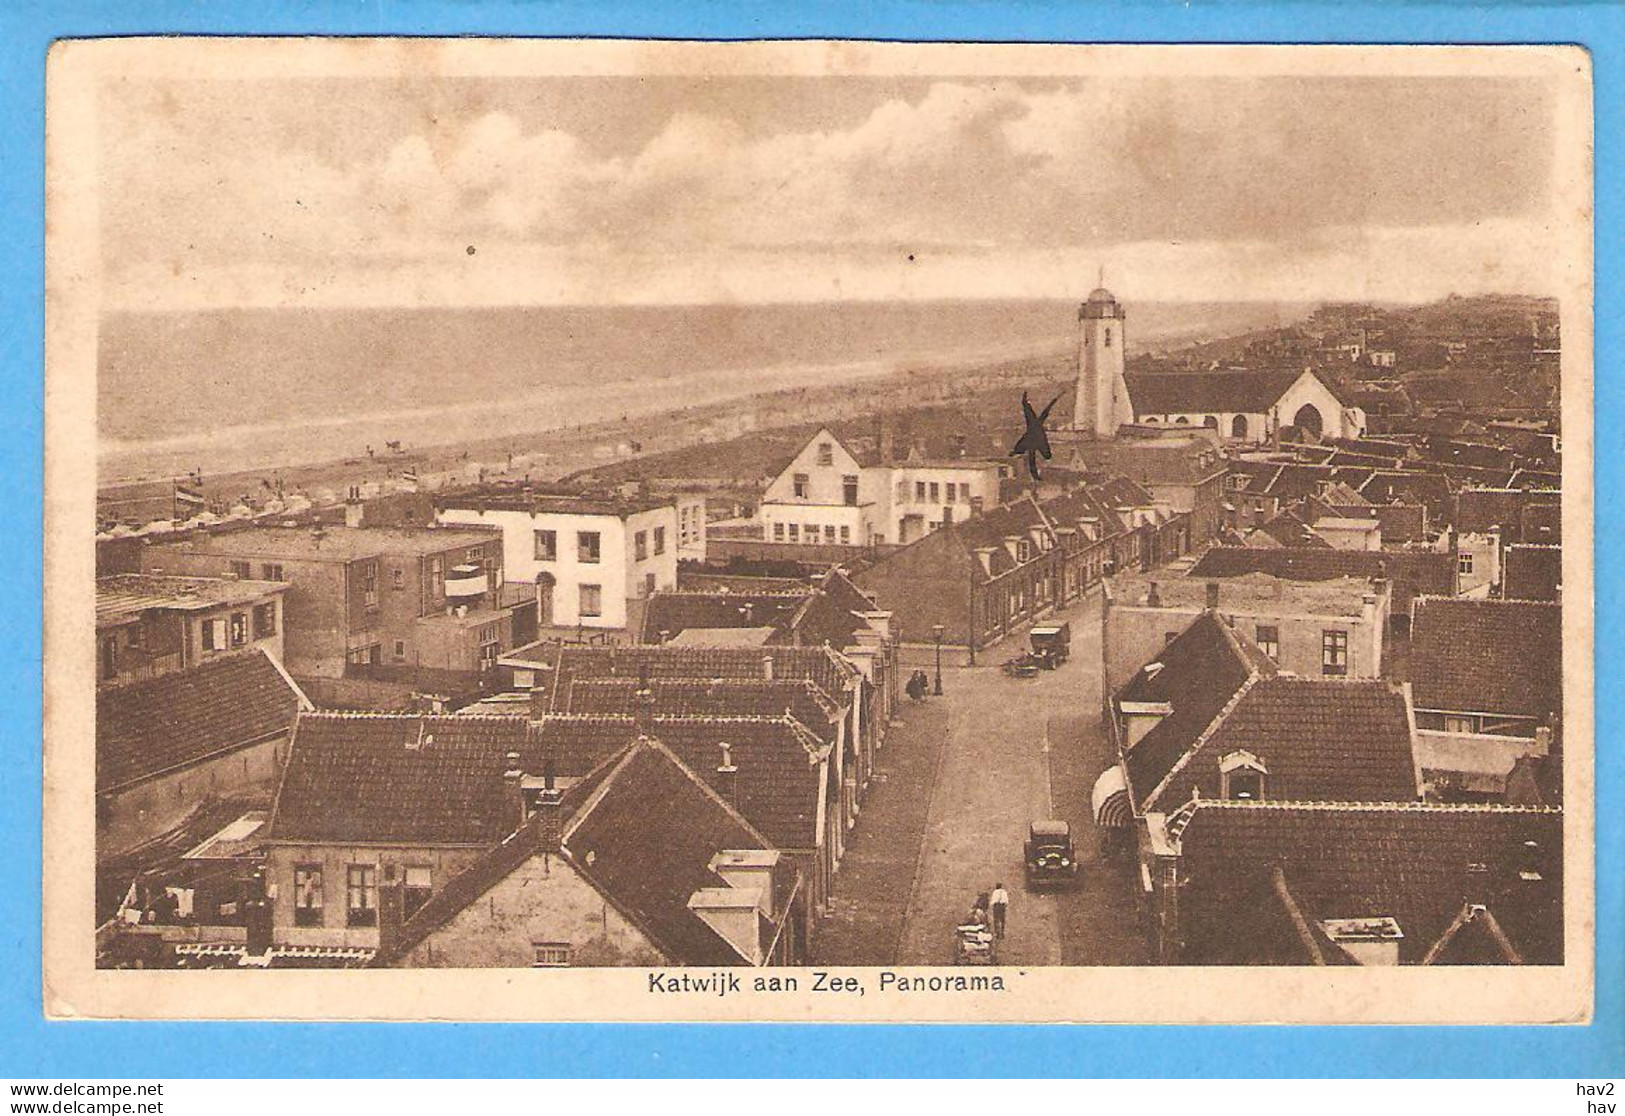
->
[
  {"left": 1408, "top": 597, "right": 1562, "bottom": 721},
  {"left": 97, "top": 649, "right": 307, "bottom": 794},
  {"left": 1177, "top": 800, "right": 1562, "bottom": 965}
]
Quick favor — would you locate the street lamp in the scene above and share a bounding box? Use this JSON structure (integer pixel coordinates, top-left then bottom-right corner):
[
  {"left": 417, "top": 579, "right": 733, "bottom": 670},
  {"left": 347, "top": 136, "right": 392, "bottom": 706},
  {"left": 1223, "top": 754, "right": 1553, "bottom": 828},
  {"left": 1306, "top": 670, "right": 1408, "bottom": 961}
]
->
[{"left": 931, "top": 623, "right": 945, "bottom": 696}]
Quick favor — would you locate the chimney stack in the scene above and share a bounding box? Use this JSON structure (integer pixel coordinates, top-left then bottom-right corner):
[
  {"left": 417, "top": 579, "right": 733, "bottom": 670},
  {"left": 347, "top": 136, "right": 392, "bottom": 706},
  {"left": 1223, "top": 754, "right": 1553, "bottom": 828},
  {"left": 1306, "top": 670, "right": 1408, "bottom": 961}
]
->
[
  {"left": 1146, "top": 581, "right": 1161, "bottom": 608},
  {"left": 534, "top": 761, "right": 566, "bottom": 852},
  {"left": 1205, "top": 581, "right": 1220, "bottom": 612},
  {"left": 761, "top": 654, "right": 774, "bottom": 681},
  {"left": 716, "top": 742, "right": 740, "bottom": 807},
  {"left": 344, "top": 499, "right": 364, "bottom": 529},
  {"left": 632, "top": 669, "right": 656, "bottom": 736}
]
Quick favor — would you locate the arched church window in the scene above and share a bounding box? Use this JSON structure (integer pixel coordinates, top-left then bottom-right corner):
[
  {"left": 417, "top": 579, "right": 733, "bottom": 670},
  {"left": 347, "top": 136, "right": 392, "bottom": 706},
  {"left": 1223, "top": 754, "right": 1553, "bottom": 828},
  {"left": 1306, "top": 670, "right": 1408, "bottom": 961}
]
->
[{"left": 1104, "top": 327, "right": 1113, "bottom": 348}]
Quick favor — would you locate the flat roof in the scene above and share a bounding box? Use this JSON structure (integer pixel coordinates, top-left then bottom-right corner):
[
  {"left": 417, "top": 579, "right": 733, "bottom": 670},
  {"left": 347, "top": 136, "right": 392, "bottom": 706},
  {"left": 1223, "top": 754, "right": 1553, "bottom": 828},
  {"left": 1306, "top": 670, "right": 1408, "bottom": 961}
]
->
[
  {"left": 153, "top": 525, "right": 500, "bottom": 562},
  {"left": 438, "top": 489, "right": 672, "bottom": 517},
  {"left": 96, "top": 574, "right": 286, "bottom": 629},
  {"left": 1110, "top": 570, "right": 1378, "bottom": 618}
]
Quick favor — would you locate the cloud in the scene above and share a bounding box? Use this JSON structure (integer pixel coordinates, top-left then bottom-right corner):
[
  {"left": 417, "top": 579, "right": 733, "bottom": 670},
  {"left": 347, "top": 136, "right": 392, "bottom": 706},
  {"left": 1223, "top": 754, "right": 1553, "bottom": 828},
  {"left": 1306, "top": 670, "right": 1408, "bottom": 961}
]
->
[{"left": 98, "top": 76, "right": 1560, "bottom": 307}]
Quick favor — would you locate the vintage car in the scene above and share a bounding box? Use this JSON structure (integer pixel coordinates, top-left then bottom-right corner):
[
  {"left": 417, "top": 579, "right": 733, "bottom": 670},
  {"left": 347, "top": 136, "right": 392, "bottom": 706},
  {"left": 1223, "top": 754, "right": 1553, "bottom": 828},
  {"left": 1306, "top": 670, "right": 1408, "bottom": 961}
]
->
[
  {"left": 1024, "top": 819, "right": 1080, "bottom": 888},
  {"left": 1028, "top": 622, "right": 1071, "bottom": 668},
  {"left": 1001, "top": 653, "right": 1042, "bottom": 678}
]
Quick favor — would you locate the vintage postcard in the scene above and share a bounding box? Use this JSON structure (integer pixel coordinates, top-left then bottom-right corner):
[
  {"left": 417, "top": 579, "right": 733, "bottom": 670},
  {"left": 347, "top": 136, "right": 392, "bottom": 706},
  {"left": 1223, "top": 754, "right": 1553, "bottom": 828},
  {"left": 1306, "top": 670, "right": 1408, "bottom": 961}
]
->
[{"left": 44, "top": 38, "right": 1593, "bottom": 1022}]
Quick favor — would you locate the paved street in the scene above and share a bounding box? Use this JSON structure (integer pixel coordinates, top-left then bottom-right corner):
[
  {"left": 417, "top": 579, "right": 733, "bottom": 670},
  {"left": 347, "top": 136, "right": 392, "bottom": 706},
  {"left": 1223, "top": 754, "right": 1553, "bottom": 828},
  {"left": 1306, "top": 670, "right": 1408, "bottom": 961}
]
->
[{"left": 813, "top": 592, "right": 1150, "bottom": 966}]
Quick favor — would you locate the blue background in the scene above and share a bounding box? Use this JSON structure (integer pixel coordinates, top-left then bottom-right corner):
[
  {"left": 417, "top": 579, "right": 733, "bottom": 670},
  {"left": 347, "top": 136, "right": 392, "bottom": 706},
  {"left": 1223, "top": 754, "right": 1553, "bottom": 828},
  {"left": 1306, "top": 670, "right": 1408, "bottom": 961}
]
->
[{"left": 2, "top": 0, "right": 1617, "bottom": 1078}]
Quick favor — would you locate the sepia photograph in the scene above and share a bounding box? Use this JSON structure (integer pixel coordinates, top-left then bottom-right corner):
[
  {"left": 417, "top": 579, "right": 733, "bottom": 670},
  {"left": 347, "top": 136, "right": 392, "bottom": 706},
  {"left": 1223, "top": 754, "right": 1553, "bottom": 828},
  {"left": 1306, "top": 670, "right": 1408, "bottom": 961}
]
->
[{"left": 43, "top": 38, "right": 1593, "bottom": 1022}]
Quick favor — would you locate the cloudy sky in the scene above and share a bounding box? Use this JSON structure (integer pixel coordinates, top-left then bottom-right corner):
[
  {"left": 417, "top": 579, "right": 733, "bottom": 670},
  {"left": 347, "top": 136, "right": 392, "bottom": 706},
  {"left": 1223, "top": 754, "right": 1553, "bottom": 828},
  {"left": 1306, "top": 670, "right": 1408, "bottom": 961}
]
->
[{"left": 97, "top": 71, "right": 1564, "bottom": 309}]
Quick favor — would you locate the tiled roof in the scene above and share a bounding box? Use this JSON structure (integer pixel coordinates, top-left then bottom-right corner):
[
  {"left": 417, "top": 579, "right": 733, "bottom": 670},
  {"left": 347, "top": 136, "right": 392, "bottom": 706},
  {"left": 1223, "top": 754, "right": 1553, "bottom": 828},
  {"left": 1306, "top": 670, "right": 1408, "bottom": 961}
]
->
[
  {"left": 566, "top": 739, "right": 786, "bottom": 965},
  {"left": 1119, "top": 614, "right": 1268, "bottom": 811},
  {"left": 267, "top": 714, "right": 534, "bottom": 845},
  {"left": 1154, "top": 678, "right": 1420, "bottom": 810},
  {"left": 1409, "top": 597, "right": 1562, "bottom": 720},
  {"left": 1124, "top": 370, "right": 1310, "bottom": 415},
  {"left": 536, "top": 714, "right": 827, "bottom": 849},
  {"left": 1250, "top": 510, "right": 1333, "bottom": 549},
  {"left": 1176, "top": 801, "right": 1563, "bottom": 965},
  {"left": 97, "top": 649, "right": 307, "bottom": 794},
  {"left": 639, "top": 590, "right": 806, "bottom": 643},
  {"left": 518, "top": 643, "right": 856, "bottom": 710},
  {"left": 379, "top": 737, "right": 786, "bottom": 967},
  {"left": 1503, "top": 544, "right": 1562, "bottom": 603},
  {"left": 557, "top": 677, "right": 841, "bottom": 739},
  {"left": 1188, "top": 546, "right": 1455, "bottom": 604},
  {"left": 1455, "top": 487, "right": 1562, "bottom": 543}
]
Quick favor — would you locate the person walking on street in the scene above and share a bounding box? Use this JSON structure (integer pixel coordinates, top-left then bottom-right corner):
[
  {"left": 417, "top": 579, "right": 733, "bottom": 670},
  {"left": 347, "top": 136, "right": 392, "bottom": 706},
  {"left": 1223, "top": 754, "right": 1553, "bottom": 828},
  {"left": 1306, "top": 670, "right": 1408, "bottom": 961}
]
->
[{"left": 989, "top": 882, "right": 1010, "bottom": 940}]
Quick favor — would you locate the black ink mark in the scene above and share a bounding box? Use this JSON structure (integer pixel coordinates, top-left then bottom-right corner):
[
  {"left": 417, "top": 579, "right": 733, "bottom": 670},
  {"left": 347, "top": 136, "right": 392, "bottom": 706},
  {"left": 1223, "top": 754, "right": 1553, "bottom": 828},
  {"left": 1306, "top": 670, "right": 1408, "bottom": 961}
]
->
[
  {"left": 466, "top": 245, "right": 477, "bottom": 255},
  {"left": 1010, "top": 391, "right": 1062, "bottom": 481}
]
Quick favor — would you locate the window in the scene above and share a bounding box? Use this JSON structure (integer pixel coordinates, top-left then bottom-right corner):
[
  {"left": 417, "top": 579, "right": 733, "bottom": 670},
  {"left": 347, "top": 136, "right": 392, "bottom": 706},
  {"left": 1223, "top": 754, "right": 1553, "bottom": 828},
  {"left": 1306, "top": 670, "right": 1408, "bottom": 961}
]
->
[
  {"left": 203, "top": 617, "right": 227, "bottom": 652},
  {"left": 792, "top": 473, "right": 810, "bottom": 499},
  {"left": 643, "top": 572, "right": 656, "bottom": 597},
  {"left": 960, "top": 483, "right": 971, "bottom": 501},
  {"left": 392, "top": 567, "right": 405, "bottom": 591},
  {"left": 345, "top": 864, "right": 377, "bottom": 927},
  {"left": 359, "top": 560, "right": 380, "bottom": 608},
  {"left": 228, "top": 560, "right": 251, "bottom": 580},
  {"left": 403, "top": 866, "right": 432, "bottom": 918},
  {"left": 393, "top": 639, "right": 407, "bottom": 663},
  {"left": 653, "top": 526, "right": 666, "bottom": 555},
  {"left": 252, "top": 602, "right": 277, "bottom": 639},
  {"left": 534, "top": 530, "right": 558, "bottom": 562},
  {"left": 261, "top": 563, "right": 284, "bottom": 581},
  {"left": 773, "top": 523, "right": 785, "bottom": 542},
  {"left": 840, "top": 525, "right": 851, "bottom": 545},
  {"left": 842, "top": 475, "right": 859, "bottom": 507},
  {"left": 635, "top": 530, "right": 648, "bottom": 562},
  {"left": 1227, "top": 769, "right": 1263, "bottom": 800},
  {"left": 1255, "top": 624, "right": 1279, "bottom": 661},
  {"left": 1444, "top": 715, "right": 1477, "bottom": 734},
  {"left": 896, "top": 480, "right": 910, "bottom": 504},
  {"left": 945, "top": 483, "right": 957, "bottom": 503},
  {"left": 532, "top": 942, "right": 573, "bottom": 968},
  {"left": 229, "top": 612, "right": 248, "bottom": 647},
  {"left": 1321, "top": 629, "right": 1349, "bottom": 676},
  {"left": 817, "top": 442, "right": 834, "bottom": 466},
  {"left": 577, "top": 531, "right": 601, "bottom": 564},
  {"left": 1220, "top": 751, "right": 1268, "bottom": 801},
  {"left": 1104, "top": 326, "right": 1113, "bottom": 348},
  {"left": 788, "top": 524, "right": 800, "bottom": 542},
  {"left": 929, "top": 482, "right": 940, "bottom": 502},
  {"left": 293, "top": 865, "right": 323, "bottom": 928},
  {"left": 465, "top": 547, "right": 483, "bottom": 562},
  {"left": 915, "top": 481, "right": 927, "bottom": 500},
  {"left": 1458, "top": 552, "right": 1475, "bottom": 575},
  {"left": 579, "top": 584, "right": 602, "bottom": 618},
  {"left": 823, "top": 525, "right": 836, "bottom": 543}
]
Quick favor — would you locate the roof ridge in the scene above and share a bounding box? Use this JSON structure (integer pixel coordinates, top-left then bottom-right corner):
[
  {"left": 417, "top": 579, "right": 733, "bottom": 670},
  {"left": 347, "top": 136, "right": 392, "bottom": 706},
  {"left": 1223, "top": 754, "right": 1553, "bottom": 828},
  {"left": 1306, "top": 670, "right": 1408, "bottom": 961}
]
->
[
  {"left": 1190, "top": 798, "right": 1562, "bottom": 814},
  {"left": 1143, "top": 670, "right": 1263, "bottom": 813}
]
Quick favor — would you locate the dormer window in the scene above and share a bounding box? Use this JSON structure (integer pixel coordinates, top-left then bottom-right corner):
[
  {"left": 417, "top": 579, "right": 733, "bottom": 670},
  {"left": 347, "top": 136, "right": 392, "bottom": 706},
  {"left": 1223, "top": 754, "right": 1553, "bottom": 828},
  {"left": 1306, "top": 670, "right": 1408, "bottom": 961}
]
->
[{"left": 1220, "top": 750, "right": 1269, "bottom": 801}]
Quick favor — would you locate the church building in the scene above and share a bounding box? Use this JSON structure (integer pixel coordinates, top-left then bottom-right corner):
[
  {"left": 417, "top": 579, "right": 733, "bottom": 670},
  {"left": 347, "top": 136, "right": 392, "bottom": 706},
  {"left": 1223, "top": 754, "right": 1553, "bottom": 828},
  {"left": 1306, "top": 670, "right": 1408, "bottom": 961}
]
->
[{"left": 1070, "top": 285, "right": 1367, "bottom": 443}]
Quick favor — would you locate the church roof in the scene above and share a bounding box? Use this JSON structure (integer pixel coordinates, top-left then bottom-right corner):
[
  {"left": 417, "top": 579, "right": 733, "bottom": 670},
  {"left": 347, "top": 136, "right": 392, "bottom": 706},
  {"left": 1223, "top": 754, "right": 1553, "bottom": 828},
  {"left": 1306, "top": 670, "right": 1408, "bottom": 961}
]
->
[{"left": 1125, "top": 369, "right": 1318, "bottom": 416}]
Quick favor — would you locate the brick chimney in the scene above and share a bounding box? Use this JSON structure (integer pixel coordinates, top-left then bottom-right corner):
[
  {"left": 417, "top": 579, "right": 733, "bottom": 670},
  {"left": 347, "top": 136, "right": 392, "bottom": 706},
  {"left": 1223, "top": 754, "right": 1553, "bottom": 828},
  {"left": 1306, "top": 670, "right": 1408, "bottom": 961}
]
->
[
  {"left": 503, "top": 751, "right": 525, "bottom": 829},
  {"left": 1146, "top": 581, "right": 1161, "bottom": 608},
  {"left": 632, "top": 669, "right": 657, "bottom": 736},
  {"left": 533, "top": 762, "right": 566, "bottom": 852},
  {"left": 716, "top": 742, "right": 739, "bottom": 807}
]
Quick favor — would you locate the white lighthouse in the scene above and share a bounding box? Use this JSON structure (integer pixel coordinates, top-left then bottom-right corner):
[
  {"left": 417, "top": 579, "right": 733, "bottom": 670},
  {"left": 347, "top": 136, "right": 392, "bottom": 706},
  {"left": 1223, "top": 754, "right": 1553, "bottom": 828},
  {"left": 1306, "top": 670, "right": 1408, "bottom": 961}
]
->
[{"left": 1073, "top": 281, "right": 1132, "bottom": 438}]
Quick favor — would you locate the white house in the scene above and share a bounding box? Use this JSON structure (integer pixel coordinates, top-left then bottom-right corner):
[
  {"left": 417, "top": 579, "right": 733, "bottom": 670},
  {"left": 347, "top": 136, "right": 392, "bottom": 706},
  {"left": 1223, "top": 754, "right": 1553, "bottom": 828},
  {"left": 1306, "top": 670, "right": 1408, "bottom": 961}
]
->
[
  {"left": 437, "top": 492, "right": 684, "bottom": 630},
  {"left": 759, "top": 428, "right": 1000, "bottom": 547}
]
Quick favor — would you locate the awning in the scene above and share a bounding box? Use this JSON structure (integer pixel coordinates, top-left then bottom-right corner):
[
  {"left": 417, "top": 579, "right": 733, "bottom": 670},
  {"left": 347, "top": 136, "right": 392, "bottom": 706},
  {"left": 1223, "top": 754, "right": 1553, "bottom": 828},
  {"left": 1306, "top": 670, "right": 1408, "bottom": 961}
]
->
[{"left": 1091, "top": 764, "right": 1133, "bottom": 828}]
